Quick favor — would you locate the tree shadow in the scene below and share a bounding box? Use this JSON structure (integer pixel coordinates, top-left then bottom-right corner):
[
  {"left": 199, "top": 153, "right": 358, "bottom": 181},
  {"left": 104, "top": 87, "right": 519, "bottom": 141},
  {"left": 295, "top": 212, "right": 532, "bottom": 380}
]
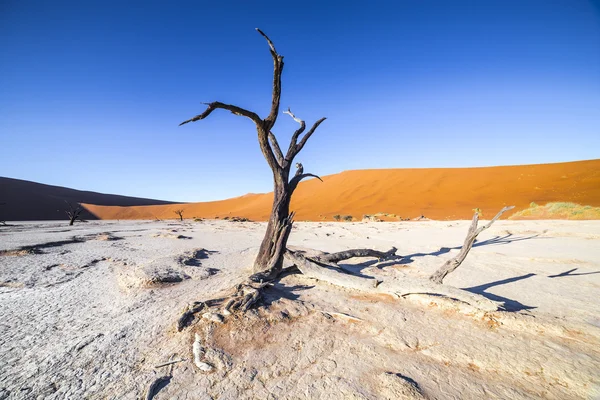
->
[
  {"left": 263, "top": 282, "right": 315, "bottom": 305},
  {"left": 341, "top": 233, "right": 543, "bottom": 274},
  {"left": 548, "top": 268, "right": 600, "bottom": 278},
  {"left": 399, "top": 233, "right": 543, "bottom": 265},
  {"left": 463, "top": 273, "right": 537, "bottom": 312}
]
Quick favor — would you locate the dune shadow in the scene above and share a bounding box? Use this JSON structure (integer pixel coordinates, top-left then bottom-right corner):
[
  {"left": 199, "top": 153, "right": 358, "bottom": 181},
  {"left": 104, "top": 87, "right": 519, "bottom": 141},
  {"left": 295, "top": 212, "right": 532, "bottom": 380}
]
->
[
  {"left": 548, "top": 268, "right": 600, "bottom": 278},
  {"left": 463, "top": 273, "right": 537, "bottom": 312}
]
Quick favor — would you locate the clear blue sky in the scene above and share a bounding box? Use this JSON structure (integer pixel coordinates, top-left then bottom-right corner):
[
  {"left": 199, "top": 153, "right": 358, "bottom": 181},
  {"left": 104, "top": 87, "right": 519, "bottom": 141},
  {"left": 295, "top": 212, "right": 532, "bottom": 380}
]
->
[{"left": 1, "top": 1, "right": 599, "bottom": 202}]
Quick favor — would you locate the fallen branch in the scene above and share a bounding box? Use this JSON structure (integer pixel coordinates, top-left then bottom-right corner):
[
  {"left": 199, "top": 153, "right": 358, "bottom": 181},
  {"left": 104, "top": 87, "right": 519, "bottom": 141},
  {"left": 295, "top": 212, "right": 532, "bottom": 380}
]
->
[
  {"left": 317, "top": 247, "right": 398, "bottom": 263},
  {"left": 154, "top": 359, "right": 186, "bottom": 369},
  {"left": 145, "top": 354, "right": 176, "bottom": 400},
  {"left": 319, "top": 310, "right": 363, "bottom": 322},
  {"left": 285, "top": 250, "right": 502, "bottom": 311},
  {"left": 430, "top": 206, "right": 514, "bottom": 284}
]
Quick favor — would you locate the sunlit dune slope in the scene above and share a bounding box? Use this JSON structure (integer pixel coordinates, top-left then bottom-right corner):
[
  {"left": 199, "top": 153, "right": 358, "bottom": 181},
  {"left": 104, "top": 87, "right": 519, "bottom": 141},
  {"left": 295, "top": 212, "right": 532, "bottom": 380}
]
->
[{"left": 84, "top": 159, "right": 600, "bottom": 221}]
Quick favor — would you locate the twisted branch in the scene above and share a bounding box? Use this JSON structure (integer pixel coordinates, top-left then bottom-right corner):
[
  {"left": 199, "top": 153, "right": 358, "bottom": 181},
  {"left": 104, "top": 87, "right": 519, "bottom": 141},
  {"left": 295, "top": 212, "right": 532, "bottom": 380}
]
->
[
  {"left": 256, "top": 28, "right": 284, "bottom": 130},
  {"left": 179, "top": 102, "right": 261, "bottom": 126},
  {"left": 296, "top": 118, "right": 327, "bottom": 155},
  {"left": 289, "top": 173, "right": 322, "bottom": 193}
]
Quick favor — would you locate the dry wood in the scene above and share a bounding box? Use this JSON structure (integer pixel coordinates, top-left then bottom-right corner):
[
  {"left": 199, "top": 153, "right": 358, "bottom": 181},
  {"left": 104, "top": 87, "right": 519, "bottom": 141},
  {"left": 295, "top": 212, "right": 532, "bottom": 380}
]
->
[
  {"left": 319, "top": 310, "right": 363, "bottom": 322},
  {"left": 193, "top": 333, "right": 213, "bottom": 372},
  {"left": 154, "top": 359, "right": 186, "bottom": 369},
  {"left": 430, "top": 206, "right": 515, "bottom": 284},
  {"left": 285, "top": 250, "right": 502, "bottom": 311},
  {"left": 176, "top": 301, "right": 205, "bottom": 332},
  {"left": 317, "top": 247, "right": 398, "bottom": 263}
]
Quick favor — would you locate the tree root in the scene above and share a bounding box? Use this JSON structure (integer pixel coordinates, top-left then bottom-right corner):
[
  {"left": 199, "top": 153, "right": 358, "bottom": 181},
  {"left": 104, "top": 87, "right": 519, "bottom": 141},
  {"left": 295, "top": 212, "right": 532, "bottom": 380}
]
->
[
  {"left": 175, "top": 206, "right": 513, "bottom": 333},
  {"left": 222, "top": 281, "right": 273, "bottom": 314},
  {"left": 176, "top": 301, "right": 206, "bottom": 332}
]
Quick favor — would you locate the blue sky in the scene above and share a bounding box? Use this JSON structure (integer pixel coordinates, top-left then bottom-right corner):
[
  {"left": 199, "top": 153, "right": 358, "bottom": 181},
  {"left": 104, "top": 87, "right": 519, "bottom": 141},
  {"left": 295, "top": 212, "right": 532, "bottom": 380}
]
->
[{"left": 1, "top": 1, "right": 599, "bottom": 202}]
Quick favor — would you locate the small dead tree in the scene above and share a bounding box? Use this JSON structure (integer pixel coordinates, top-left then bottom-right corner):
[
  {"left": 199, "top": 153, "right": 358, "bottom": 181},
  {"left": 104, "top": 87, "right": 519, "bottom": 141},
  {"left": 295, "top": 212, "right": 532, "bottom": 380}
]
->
[
  {"left": 174, "top": 209, "right": 184, "bottom": 221},
  {"left": 181, "top": 29, "right": 324, "bottom": 281},
  {"left": 177, "top": 29, "right": 515, "bottom": 322},
  {"left": 65, "top": 201, "right": 83, "bottom": 226}
]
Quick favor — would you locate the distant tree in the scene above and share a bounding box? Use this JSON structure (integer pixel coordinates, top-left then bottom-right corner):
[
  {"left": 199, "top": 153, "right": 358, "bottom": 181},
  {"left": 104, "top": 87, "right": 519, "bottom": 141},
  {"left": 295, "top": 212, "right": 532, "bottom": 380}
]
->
[
  {"left": 174, "top": 209, "right": 184, "bottom": 221},
  {"left": 64, "top": 201, "right": 83, "bottom": 226}
]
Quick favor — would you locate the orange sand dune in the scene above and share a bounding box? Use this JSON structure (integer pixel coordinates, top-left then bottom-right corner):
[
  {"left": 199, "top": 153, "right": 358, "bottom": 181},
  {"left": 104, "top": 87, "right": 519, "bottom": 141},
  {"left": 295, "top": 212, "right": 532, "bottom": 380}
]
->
[{"left": 84, "top": 159, "right": 600, "bottom": 221}]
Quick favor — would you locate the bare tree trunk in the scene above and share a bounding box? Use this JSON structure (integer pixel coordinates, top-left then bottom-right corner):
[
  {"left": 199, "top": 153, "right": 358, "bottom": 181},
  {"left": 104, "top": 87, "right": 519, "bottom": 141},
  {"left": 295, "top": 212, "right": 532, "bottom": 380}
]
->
[
  {"left": 254, "top": 184, "right": 291, "bottom": 275},
  {"left": 69, "top": 216, "right": 76, "bottom": 226}
]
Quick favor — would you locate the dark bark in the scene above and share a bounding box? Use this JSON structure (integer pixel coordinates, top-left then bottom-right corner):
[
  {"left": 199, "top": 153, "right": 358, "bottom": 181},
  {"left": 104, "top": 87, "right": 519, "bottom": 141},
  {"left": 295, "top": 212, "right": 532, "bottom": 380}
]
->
[
  {"left": 174, "top": 209, "right": 184, "bottom": 221},
  {"left": 179, "top": 29, "right": 326, "bottom": 279}
]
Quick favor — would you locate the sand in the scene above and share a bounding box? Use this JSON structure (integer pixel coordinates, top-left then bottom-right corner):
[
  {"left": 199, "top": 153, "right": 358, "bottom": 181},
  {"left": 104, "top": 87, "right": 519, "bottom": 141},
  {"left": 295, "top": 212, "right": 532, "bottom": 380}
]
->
[
  {"left": 0, "top": 177, "right": 175, "bottom": 222},
  {"left": 83, "top": 159, "right": 600, "bottom": 222},
  {"left": 1, "top": 219, "right": 599, "bottom": 399}
]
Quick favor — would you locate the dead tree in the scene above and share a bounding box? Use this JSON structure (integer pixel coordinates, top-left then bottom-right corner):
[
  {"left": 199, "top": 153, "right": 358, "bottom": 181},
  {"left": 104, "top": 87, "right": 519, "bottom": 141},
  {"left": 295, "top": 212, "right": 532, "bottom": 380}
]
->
[
  {"left": 174, "top": 209, "right": 184, "bottom": 221},
  {"left": 65, "top": 201, "right": 83, "bottom": 226},
  {"left": 177, "top": 29, "right": 514, "bottom": 323},
  {"left": 180, "top": 29, "right": 325, "bottom": 281}
]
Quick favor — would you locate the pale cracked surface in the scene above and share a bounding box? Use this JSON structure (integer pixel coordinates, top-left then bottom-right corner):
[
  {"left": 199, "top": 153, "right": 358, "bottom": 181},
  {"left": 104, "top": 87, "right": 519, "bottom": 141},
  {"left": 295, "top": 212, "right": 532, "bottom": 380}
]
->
[{"left": 0, "top": 219, "right": 599, "bottom": 399}]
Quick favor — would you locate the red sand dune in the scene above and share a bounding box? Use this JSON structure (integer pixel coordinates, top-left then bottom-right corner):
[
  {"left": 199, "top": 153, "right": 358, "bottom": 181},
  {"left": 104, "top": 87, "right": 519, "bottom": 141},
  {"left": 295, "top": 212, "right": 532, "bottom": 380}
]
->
[{"left": 84, "top": 159, "right": 600, "bottom": 221}]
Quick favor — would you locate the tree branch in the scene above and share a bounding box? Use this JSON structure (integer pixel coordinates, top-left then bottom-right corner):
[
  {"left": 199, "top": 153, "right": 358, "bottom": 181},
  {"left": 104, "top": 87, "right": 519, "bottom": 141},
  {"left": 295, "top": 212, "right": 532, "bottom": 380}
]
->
[
  {"left": 283, "top": 108, "right": 306, "bottom": 159},
  {"left": 289, "top": 173, "right": 322, "bottom": 193},
  {"left": 295, "top": 118, "right": 327, "bottom": 155},
  {"left": 430, "top": 206, "right": 515, "bottom": 284},
  {"left": 283, "top": 108, "right": 326, "bottom": 160},
  {"left": 256, "top": 28, "right": 283, "bottom": 130},
  {"left": 317, "top": 247, "right": 398, "bottom": 263},
  {"left": 268, "top": 131, "right": 284, "bottom": 167},
  {"left": 179, "top": 102, "right": 261, "bottom": 126}
]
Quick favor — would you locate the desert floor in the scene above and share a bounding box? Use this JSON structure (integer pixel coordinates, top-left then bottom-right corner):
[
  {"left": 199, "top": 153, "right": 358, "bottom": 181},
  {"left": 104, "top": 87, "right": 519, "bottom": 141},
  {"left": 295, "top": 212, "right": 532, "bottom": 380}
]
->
[{"left": 1, "top": 219, "right": 599, "bottom": 399}]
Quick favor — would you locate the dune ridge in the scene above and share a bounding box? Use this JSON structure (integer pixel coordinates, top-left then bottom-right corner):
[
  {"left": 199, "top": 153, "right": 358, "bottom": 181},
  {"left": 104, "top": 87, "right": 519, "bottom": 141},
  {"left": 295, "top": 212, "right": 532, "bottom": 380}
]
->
[{"left": 84, "top": 159, "right": 600, "bottom": 221}]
